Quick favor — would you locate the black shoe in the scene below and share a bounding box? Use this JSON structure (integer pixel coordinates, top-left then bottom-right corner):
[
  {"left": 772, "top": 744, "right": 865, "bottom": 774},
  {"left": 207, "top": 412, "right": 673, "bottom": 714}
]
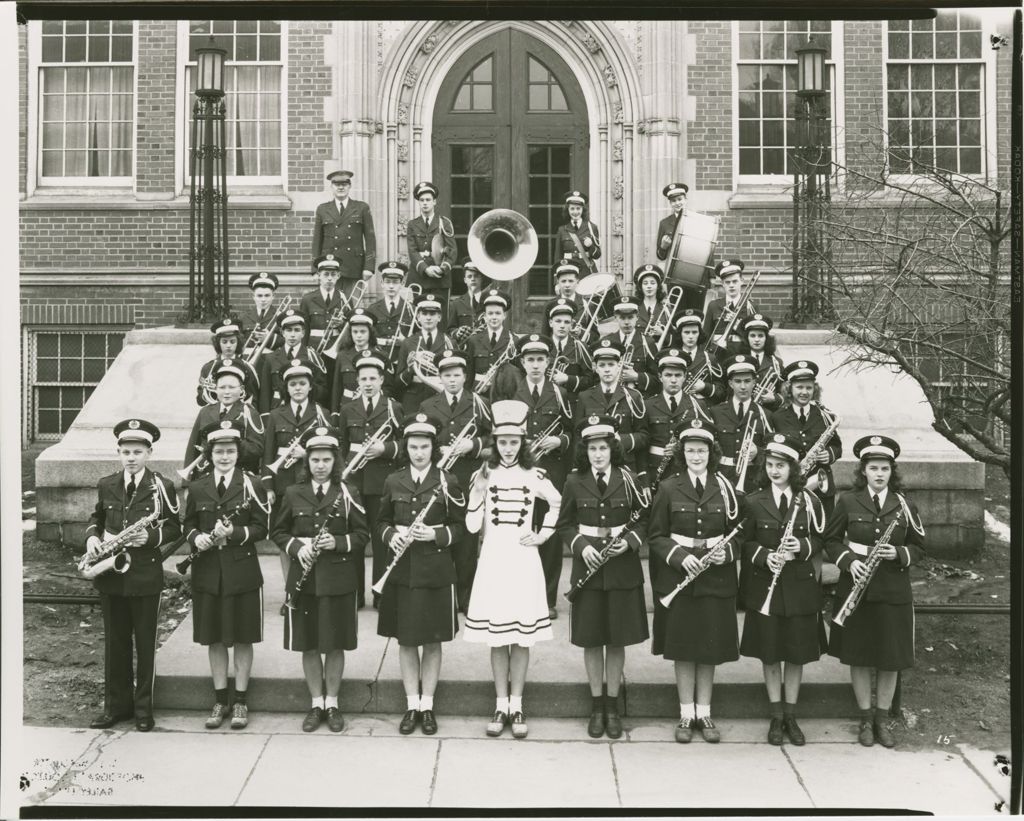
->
[
  {"left": 605, "top": 709, "right": 623, "bottom": 740},
  {"left": 326, "top": 706, "right": 345, "bottom": 733},
  {"left": 89, "top": 712, "right": 132, "bottom": 730},
  {"left": 510, "top": 710, "right": 528, "bottom": 739},
  {"left": 783, "top": 715, "right": 806, "bottom": 746},
  {"left": 279, "top": 604, "right": 287, "bottom": 617},
  {"left": 135, "top": 715, "right": 155, "bottom": 732},
  {"left": 548, "top": 607, "right": 558, "bottom": 621},
  {"left": 587, "top": 708, "right": 606, "bottom": 738},
  {"left": 486, "top": 710, "right": 508, "bottom": 737},
  {"left": 302, "top": 707, "right": 324, "bottom": 733},
  {"left": 399, "top": 709, "right": 420, "bottom": 735},
  {"left": 767, "top": 717, "right": 784, "bottom": 746},
  {"left": 674, "top": 718, "right": 693, "bottom": 744},
  {"left": 421, "top": 709, "right": 438, "bottom": 735},
  {"left": 205, "top": 703, "right": 230, "bottom": 730},
  {"left": 857, "top": 719, "right": 874, "bottom": 747},
  {"left": 697, "top": 716, "right": 720, "bottom": 743},
  {"left": 873, "top": 720, "right": 896, "bottom": 748}
]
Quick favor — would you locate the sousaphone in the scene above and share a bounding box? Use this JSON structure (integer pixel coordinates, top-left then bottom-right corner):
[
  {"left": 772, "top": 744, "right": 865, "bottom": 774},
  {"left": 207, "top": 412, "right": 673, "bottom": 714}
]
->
[{"left": 467, "top": 209, "right": 538, "bottom": 281}]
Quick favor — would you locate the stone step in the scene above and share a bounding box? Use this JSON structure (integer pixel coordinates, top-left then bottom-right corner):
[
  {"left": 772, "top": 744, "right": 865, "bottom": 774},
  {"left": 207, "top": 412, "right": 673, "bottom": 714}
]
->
[{"left": 154, "top": 557, "right": 857, "bottom": 718}]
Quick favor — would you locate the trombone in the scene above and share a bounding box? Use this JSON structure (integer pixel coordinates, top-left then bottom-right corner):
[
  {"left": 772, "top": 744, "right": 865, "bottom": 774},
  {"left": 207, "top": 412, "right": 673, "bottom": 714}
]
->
[
  {"left": 707, "top": 271, "right": 761, "bottom": 349},
  {"left": 242, "top": 295, "right": 293, "bottom": 366},
  {"left": 644, "top": 285, "right": 685, "bottom": 351},
  {"left": 384, "top": 283, "right": 423, "bottom": 363}
]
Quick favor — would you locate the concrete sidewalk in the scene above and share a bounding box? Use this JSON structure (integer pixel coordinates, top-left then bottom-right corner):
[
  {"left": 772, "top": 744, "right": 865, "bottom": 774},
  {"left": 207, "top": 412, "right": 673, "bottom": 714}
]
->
[{"left": 12, "top": 715, "right": 1011, "bottom": 813}]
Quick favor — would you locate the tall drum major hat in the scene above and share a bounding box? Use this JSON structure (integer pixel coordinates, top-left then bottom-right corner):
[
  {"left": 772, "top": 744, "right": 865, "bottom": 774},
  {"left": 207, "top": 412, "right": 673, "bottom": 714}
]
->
[
  {"left": 578, "top": 414, "right": 616, "bottom": 441},
  {"left": 316, "top": 254, "right": 341, "bottom": 271},
  {"left": 248, "top": 271, "right": 279, "bottom": 291},
  {"left": 490, "top": 400, "right": 529, "bottom": 437},
  {"left": 740, "top": 313, "right": 773, "bottom": 334},
  {"left": 300, "top": 425, "right": 340, "bottom": 451},
  {"left": 281, "top": 358, "right": 313, "bottom": 383},
  {"left": 564, "top": 190, "right": 587, "bottom": 206},
  {"left": 714, "top": 259, "right": 745, "bottom": 279},
  {"left": 548, "top": 298, "right": 576, "bottom": 320},
  {"left": 518, "top": 333, "right": 552, "bottom": 357},
  {"left": 764, "top": 432, "right": 803, "bottom": 463},
  {"left": 202, "top": 419, "right": 243, "bottom": 446},
  {"left": 279, "top": 308, "right": 307, "bottom": 329},
  {"left": 482, "top": 288, "right": 511, "bottom": 311},
  {"left": 211, "top": 317, "right": 241, "bottom": 337},
  {"left": 724, "top": 354, "right": 757, "bottom": 377},
  {"left": 634, "top": 263, "right": 664, "bottom": 286},
  {"left": 404, "top": 412, "right": 438, "bottom": 438},
  {"left": 213, "top": 359, "right": 247, "bottom": 383},
  {"left": 591, "top": 338, "right": 623, "bottom": 362},
  {"left": 674, "top": 308, "right": 704, "bottom": 330},
  {"left": 113, "top": 418, "right": 161, "bottom": 446},
  {"left": 413, "top": 181, "right": 439, "bottom": 199},
  {"left": 783, "top": 359, "right": 819, "bottom": 382},
  {"left": 415, "top": 292, "right": 443, "bottom": 313},
  {"left": 662, "top": 182, "right": 689, "bottom": 199},
  {"left": 378, "top": 260, "right": 409, "bottom": 280},
  {"left": 853, "top": 434, "right": 901, "bottom": 462},
  {"left": 676, "top": 417, "right": 716, "bottom": 444}
]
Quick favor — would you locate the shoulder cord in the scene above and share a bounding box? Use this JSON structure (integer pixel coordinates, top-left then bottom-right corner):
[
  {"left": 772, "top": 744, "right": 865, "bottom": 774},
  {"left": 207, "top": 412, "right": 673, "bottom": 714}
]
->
[
  {"left": 801, "top": 489, "right": 825, "bottom": 534},
  {"left": 624, "top": 388, "right": 646, "bottom": 419},
  {"left": 156, "top": 475, "right": 178, "bottom": 515},
  {"left": 439, "top": 215, "right": 455, "bottom": 238},
  {"left": 554, "top": 384, "right": 571, "bottom": 419},
  {"left": 242, "top": 471, "right": 273, "bottom": 516},
  {"left": 715, "top": 473, "right": 739, "bottom": 521},
  {"left": 338, "top": 481, "right": 366, "bottom": 516},
  {"left": 621, "top": 467, "right": 652, "bottom": 508},
  {"left": 689, "top": 394, "right": 712, "bottom": 422},
  {"left": 896, "top": 492, "right": 926, "bottom": 536},
  {"left": 243, "top": 402, "right": 265, "bottom": 435}
]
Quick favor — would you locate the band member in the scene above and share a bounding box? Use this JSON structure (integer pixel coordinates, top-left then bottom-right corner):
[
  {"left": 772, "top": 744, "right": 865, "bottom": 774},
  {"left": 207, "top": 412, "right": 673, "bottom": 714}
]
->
[
  {"left": 770, "top": 360, "right": 842, "bottom": 515},
  {"left": 464, "top": 400, "right": 562, "bottom": 739},
  {"left": 330, "top": 308, "right": 386, "bottom": 411},
  {"left": 514, "top": 334, "right": 575, "bottom": 618},
  {"left": 675, "top": 309, "right": 726, "bottom": 404},
  {"left": 84, "top": 419, "right": 180, "bottom": 732},
  {"left": 447, "top": 259, "right": 487, "bottom": 336},
  {"left": 556, "top": 191, "right": 601, "bottom": 275},
  {"left": 261, "top": 360, "right": 332, "bottom": 603},
  {"left": 546, "top": 299, "right": 595, "bottom": 396},
  {"left": 601, "top": 295, "right": 659, "bottom": 396},
  {"left": 703, "top": 260, "right": 756, "bottom": 355},
  {"left": 376, "top": 414, "right": 466, "bottom": 735},
  {"left": 183, "top": 420, "right": 271, "bottom": 731},
  {"left": 395, "top": 292, "right": 453, "bottom": 413},
  {"left": 261, "top": 309, "right": 328, "bottom": 408},
  {"left": 239, "top": 271, "right": 285, "bottom": 359},
  {"left": 647, "top": 418, "right": 743, "bottom": 744},
  {"left": 184, "top": 360, "right": 265, "bottom": 477},
  {"left": 709, "top": 354, "right": 772, "bottom": 493},
  {"left": 406, "top": 181, "right": 457, "bottom": 325},
  {"left": 418, "top": 350, "right": 492, "bottom": 612},
  {"left": 310, "top": 169, "right": 376, "bottom": 295},
  {"left": 196, "top": 318, "right": 261, "bottom": 409},
  {"left": 367, "top": 261, "right": 415, "bottom": 369},
  {"left": 574, "top": 339, "right": 648, "bottom": 474},
  {"left": 464, "top": 288, "right": 520, "bottom": 401},
  {"left": 656, "top": 182, "right": 688, "bottom": 263},
  {"left": 645, "top": 347, "right": 713, "bottom": 489},
  {"left": 543, "top": 261, "right": 599, "bottom": 347},
  {"left": 741, "top": 314, "right": 784, "bottom": 413},
  {"left": 739, "top": 432, "right": 827, "bottom": 746},
  {"left": 272, "top": 425, "right": 369, "bottom": 733},
  {"left": 635, "top": 264, "right": 667, "bottom": 343},
  {"left": 337, "top": 351, "right": 404, "bottom": 608},
  {"left": 300, "top": 256, "right": 347, "bottom": 398},
  {"left": 825, "top": 435, "right": 925, "bottom": 749},
  {"left": 556, "top": 415, "right": 650, "bottom": 739}
]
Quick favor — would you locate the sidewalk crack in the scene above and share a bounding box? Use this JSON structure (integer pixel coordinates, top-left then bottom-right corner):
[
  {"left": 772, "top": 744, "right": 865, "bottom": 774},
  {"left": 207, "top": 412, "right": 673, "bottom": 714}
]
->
[
  {"left": 955, "top": 746, "right": 1009, "bottom": 804},
  {"left": 427, "top": 739, "right": 442, "bottom": 807},
  {"left": 233, "top": 734, "right": 272, "bottom": 806},
  {"left": 781, "top": 746, "right": 816, "bottom": 808},
  {"left": 608, "top": 743, "right": 623, "bottom": 807}
]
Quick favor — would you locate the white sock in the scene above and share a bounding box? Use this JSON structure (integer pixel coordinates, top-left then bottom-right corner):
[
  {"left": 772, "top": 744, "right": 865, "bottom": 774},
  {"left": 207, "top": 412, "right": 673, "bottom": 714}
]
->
[
  {"left": 495, "top": 697, "right": 510, "bottom": 714},
  {"left": 325, "top": 696, "right": 339, "bottom": 709},
  {"left": 312, "top": 697, "right": 325, "bottom": 710},
  {"left": 407, "top": 695, "right": 419, "bottom": 711},
  {"left": 420, "top": 695, "right": 434, "bottom": 711},
  {"left": 695, "top": 703, "right": 711, "bottom": 720},
  {"left": 508, "top": 696, "right": 523, "bottom": 713},
  {"left": 680, "top": 702, "right": 695, "bottom": 720}
]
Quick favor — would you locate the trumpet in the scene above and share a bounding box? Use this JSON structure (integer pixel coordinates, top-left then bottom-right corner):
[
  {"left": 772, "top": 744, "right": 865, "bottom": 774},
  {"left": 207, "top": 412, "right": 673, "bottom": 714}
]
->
[
  {"left": 266, "top": 419, "right": 322, "bottom": 475},
  {"left": 681, "top": 352, "right": 721, "bottom": 395},
  {"left": 527, "top": 416, "right": 564, "bottom": 459},
  {"left": 78, "top": 484, "right": 160, "bottom": 579},
  {"left": 546, "top": 354, "right": 569, "bottom": 382},
  {"left": 315, "top": 307, "right": 347, "bottom": 356},
  {"left": 833, "top": 511, "right": 902, "bottom": 627},
  {"left": 410, "top": 337, "right": 440, "bottom": 379},
  {"left": 644, "top": 286, "right": 685, "bottom": 351},
  {"left": 475, "top": 335, "right": 518, "bottom": 394},
  {"left": 450, "top": 311, "right": 487, "bottom": 345},
  {"left": 759, "top": 491, "right": 805, "bottom": 615},
  {"left": 177, "top": 447, "right": 209, "bottom": 481},
  {"left": 321, "top": 282, "right": 371, "bottom": 360},
  {"left": 752, "top": 358, "right": 782, "bottom": 405},
  {"left": 197, "top": 374, "right": 218, "bottom": 405},
  {"left": 242, "top": 295, "right": 293, "bottom": 366},
  {"left": 734, "top": 411, "right": 763, "bottom": 493},
  {"left": 798, "top": 405, "right": 842, "bottom": 494},
  {"left": 658, "top": 522, "right": 744, "bottom": 607}
]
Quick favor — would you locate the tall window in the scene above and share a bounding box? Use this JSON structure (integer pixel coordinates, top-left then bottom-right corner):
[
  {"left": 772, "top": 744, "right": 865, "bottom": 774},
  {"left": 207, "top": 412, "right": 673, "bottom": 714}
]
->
[
  {"left": 736, "top": 21, "right": 837, "bottom": 182},
  {"left": 37, "top": 20, "right": 135, "bottom": 184},
  {"left": 886, "top": 13, "right": 986, "bottom": 175},
  {"left": 452, "top": 57, "right": 494, "bottom": 111},
  {"left": 184, "top": 20, "right": 283, "bottom": 182},
  {"left": 526, "top": 144, "right": 573, "bottom": 296},
  {"left": 527, "top": 57, "right": 568, "bottom": 111}
]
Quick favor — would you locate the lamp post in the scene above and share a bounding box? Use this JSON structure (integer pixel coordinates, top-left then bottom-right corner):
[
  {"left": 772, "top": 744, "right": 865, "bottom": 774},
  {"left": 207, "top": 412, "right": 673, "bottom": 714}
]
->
[
  {"left": 788, "top": 37, "right": 834, "bottom": 323},
  {"left": 183, "top": 40, "right": 230, "bottom": 322}
]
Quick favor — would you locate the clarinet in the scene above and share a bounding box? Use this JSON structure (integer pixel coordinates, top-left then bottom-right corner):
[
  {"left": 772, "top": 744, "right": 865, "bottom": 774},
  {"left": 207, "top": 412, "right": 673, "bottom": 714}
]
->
[
  {"left": 176, "top": 495, "right": 253, "bottom": 575},
  {"left": 285, "top": 490, "right": 347, "bottom": 609},
  {"left": 658, "top": 522, "right": 744, "bottom": 607},
  {"left": 833, "top": 511, "right": 903, "bottom": 627},
  {"left": 758, "top": 491, "right": 805, "bottom": 616}
]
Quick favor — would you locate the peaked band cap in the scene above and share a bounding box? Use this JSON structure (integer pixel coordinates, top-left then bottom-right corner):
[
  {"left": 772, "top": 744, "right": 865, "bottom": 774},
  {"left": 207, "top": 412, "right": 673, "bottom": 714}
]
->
[
  {"left": 555, "top": 260, "right": 582, "bottom": 277},
  {"left": 548, "top": 298, "right": 576, "bottom": 319},
  {"left": 114, "top": 418, "right": 160, "bottom": 445},
  {"left": 482, "top": 289, "right": 511, "bottom": 310},
  {"left": 519, "top": 334, "right": 552, "bottom": 356},
  {"left": 657, "top": 348, "right": 688, "bottom": 370},
  {"left": 316, "top": 254, "right": 341, "bottom": 270},
  {"left": 347, "top": 308, "right": 374, "bottom": 327},
  {"left": 740, "top": 313, "right": 773, "bottom": 333},
  {"left": 714, "top": 259, "right": 745, "bottom": 279},
  {"left": 436, "top": 350, "right": 467, "bottom": 371},
  {"left": 854, "top": 434, "right": 901, "bottom": 462},
  {"left": 634, "top": 264, "right": 664, "bottom": 284},
  {"left": 301, "top": 425, "right": 340, "bottom": 451},
  {"left": 213, "top": 360, "right": 247, "bottom": 383},
  {"left": 326, "top": 169, "right": 353, "bottom": 181},
  {"left": 404, "top": 412, "right": 437, "bottom": 438},
  {"left": 415, "top": 293, "right": 443, "bottom": 312},
  {"left": 676, "top": 417, "right": 716, "bottom": 443},
  {"left": 591, "top": 339, "right": 623, "bottom": 361},
  {"left": 674, "top": 309, "right": 704, "bottom": 329},
  {"left": 413, "top": 181, "right": 439, "bottom": 199},
  {"left": 281, "top": 358, "right": 313, "bottom": 382},
  {"left": 765, "top": 432, "right": 802, "bottom": 462},
  {"left": 279, "top": 308, "right": 307, "bottom": 328},
  {"left": 378, "top": 260, "right": 409, "bottom": 278},
  {"left": 354, "top": 352, "right": 387, "bottom": 372},
  {"left": 565, "top": 190, "right": 587, "bottom": 205},
  {"left": 662, "top": 182, "right": 689, "bottom": 199},
  {"left": 724, "top": 354, "right": 756, "bottom": 376},
  {"left": 248, "top": 271, "right": 279, "bottom": 290},
  {"left": 211, "top": 318, "right": 241, "bottom": 337},
  {"left": 579, "top": 414, "right": 617, "bottom": 441},
  {"left": 203, "top": 419, "right": 243, "bottom": 445},
  {"left": 783, "top": 359, "right": 819, "bottom": 382},
  {"left": 612, "top": 295, "right": 641, "bottom": 314}
]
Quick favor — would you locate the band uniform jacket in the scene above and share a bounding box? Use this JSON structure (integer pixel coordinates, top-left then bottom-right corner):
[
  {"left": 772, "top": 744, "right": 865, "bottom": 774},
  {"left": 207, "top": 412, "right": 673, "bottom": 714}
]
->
[
  {"left": 464, "top": 326, "right": 521, "bottom": 401},
  {"left": 769, "top": 403, "right": 842, "bottom": 498},
  {"left": 330, "top": 345, "right": 395, "bottom": 411},
  {"left": 555, "top": 467, "right": 647, "bottom": 591},
  {"left": 645, "top": 392, "right": 712, "bottom": 481},
  {"left": 185, "top": 402, "right": 265, "bottom": 476},
  {"left": 556, "top": 220, "right": 601, "bottom": 274},
  {"left": 543, "top": 294, "right": 599, "bottom": 346},
  {"left": 336, "top": 394, "right": 404, "bottom": 497},
  {"left": 547, "top": 334, "right": 596, "bottom": 395},
  {"left": 310, "top": 198, "right": 377, "bottom": 278},
  {"left": 680, "top": 347, "right": 727, "bottom": 404},
  {"left": 263, "top": 343, "right": 328, "bottom": 408},
  {"left": 196, "top": 356, "right": 262, "bottom": 410},
  {"left": 741, "top": 488, "right": 826, "bottom": 616},
  {"left": 703, "top": 297, "right": 757, "bottom": 355},
  {"left": 647, "top": 471, "right": 742, "bottom": 599},
  {"left": 513, "top": 378, "right": 574, "bottom": 487},
  {"left": 298, "top": 287, "right": 346, "bottom": 350},
  {"left": 637, "top": 299, "right": 665, "bottom": 341},
  {"left": 367, "top": 296, "right": 415, "bottom": 359},
  {"left": 418, "top": 389, "right": 492, "bottom": 490},
  {"left": 395, "top": 330, "right": 454, "bottom": 413},
  {"left": 406, "top": 214, "right": 457, "bottom": 290},
  {"left": 747, "top": 351, "right": 785, "bottom": 413},
  {"left": 573, "top": 384, "right": 649, "bottom": 474},
  {"left": 260, "top": 400, "right": 331, "bottom": 494},
  {"left": 601, "top": 331, "right": 659, "bottom": 396},
  {"left": 85, "top": 469, "right": 181, "bottom": 596},
  {"left": 183, "top": 471, "right": 267, "bottom": 597},
  {"left": 272, "top": 481, "right": 369, "bottom": 597},
  {"left": 824, "top": 488, "right": 925, "bottom": 605},
  {"left": 655, "top": 212, "right": 679, "bottom": 262},
  {"left": 709, "top": 399, "right": 773, "bottom": 491},
  {"left": 238, "top": 305, "right": 284, "bottom": 356},
  {"left": 448, "top": 291, "right": 484, "bottom": 332},
  {"left": 377, "top": 466, "right": 467, "bottom": 588}
]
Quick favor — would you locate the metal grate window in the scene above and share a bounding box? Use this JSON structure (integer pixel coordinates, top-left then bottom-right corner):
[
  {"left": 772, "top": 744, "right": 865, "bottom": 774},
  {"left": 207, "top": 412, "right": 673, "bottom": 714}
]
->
[
  {"left": 452, "top": 56, "right": 494, "bottom": 111},
  {"left": 526, "top": 144, "right": 572, "bottom": 296},
  {"left": 29, "top": 329, "right": 124, "bottom": 440}
]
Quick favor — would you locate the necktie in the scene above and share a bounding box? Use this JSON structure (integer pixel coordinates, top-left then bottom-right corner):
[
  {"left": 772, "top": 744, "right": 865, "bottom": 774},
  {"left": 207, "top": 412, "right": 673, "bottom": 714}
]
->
[
  {"left": 217, "top": 476, "right": 226, "bottom": 498},
  {"left": 388, "top": 301, "right": 396, "bottom": 317},
  {"left": 737, "top": 401, "right": 746, "bottom": 419},
  {"left": 532, "top": 384, "right": 540, "bottom": 404},
  {"left": 337, "top": 200, "right": 344, "bottom": 214},
  {"left": 450, "top": 393, "right": 458, "bottom": 410},
  {"left": 426, "top": 333, "right": 434, "bottom": 349},
  {"left": 694, "top": 477, "right": 704, "bottom": 497},
  {"left": 126, "top": 475, "right": 136, "bottom": 501},
  {"left": 295, "top": 403, "right": 303, "bottom": 422},
  {"left": 596, "top": 471, "right": 607, "bottom": 495},
  {"left": 799, "top": 408, "right": 807, "bottom": 427},
  {"left": 316, "top": 484, "right": 325, "bottom": 503},
  {"left": 288, "top": 347, "right": 296, "bottom": 360},
  {"left": 219, "top": 406, "right": 228, "bottom": 421},
  {"left": 325, "top": 290, "right": 334, "bottom": 304},
  {"left": 779, "top": 492, "right": 789, "bottom": 518},
  {"left": 491, "top": 332, "right": 498, "bottom": 348},
  {"left": 574, "top": 220, "right": 581, "bottom": 231},
  {"left": 365, "top": 399, "right": 373, "bottom": 415},
  {"left": 873, "top": 494, "right": 882, "bottom": 513},
  {"left": 669, "top": 395, "right": 678, "bottom": 414}
]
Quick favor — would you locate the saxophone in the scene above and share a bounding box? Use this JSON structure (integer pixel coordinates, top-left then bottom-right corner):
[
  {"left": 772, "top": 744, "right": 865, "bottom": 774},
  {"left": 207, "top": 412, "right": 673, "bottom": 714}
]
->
[
  {"left": 78, "top": 484, "right": 161, "bottom": 579},
  {"left": 833, "top": 511, "right": 903, "bottom": 627},
  {"left": 798, "top": 405, "right": 842, "bottom": 494}
]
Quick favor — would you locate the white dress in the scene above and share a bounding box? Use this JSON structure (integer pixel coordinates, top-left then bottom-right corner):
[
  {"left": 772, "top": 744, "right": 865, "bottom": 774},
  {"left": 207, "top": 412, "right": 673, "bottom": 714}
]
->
[{"left": 463, "top": 463, "right": 562, "bottom": 647}]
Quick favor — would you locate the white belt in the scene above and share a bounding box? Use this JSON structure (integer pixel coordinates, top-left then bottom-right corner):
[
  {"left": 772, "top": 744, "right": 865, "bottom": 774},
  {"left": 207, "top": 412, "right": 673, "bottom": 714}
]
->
[
  {"left": 719, "top": 456, "right": 736, "bottom": 466},
  {"left": 579, "top": 524, "right": 626, "bottom": 538},
  {"left": 848, "top": 541, "right": 872, "bottom": 557},
  {"left": 670, "top": 533, "right": 724, "bottom": 549}
]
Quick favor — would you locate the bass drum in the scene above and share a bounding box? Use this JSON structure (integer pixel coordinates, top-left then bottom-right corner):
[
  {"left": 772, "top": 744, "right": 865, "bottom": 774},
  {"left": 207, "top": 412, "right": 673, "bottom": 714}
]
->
[
  {"left": 666, "top": 210, "right": 721, "bottom": 290},
  {"left": 576, "top": 272, "right": 622, "bottom": 321}
]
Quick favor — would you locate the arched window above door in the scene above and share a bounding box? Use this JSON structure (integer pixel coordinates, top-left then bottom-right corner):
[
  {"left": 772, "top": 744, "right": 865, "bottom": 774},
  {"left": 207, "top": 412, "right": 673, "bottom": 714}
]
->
[
  {"left": 452, "top": 55, "right": 494, "bottom": 111},
  {"left": 527, "top": 56, "right": 568, "bottom": 111}
]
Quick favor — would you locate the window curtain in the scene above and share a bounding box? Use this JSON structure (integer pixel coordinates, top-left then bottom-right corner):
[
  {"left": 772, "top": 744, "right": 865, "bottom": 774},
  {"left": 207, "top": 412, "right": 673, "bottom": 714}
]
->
[{"left": 50, "top": 65, "right": 131, "bottom": 177}]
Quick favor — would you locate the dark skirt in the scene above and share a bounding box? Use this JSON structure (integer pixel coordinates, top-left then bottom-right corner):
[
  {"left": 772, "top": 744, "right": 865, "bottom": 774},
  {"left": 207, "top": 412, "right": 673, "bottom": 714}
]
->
[
  {"left": 193, "top": 587, "right": 264, "bottom": 646},
  {"left": 828, "top": 600, "right": 914, "bottom": 670},
  {"left": 284, "top": 591, "right": 359, "bottom": 653},
  {"left": 740, "top": 610, "right": 826, "bottom": 665},
  {"left": 377, "top": 582, "right": 459, "bottom": 646},
  {"left": 652, "top": 594, "right": 739, "bottom": 664},
  {"left": 569, "top": 586, "right": 649, "bottom": 649}
]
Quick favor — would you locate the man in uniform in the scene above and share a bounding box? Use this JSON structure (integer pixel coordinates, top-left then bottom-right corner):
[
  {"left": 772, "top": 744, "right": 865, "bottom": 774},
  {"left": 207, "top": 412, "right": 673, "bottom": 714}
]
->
[
  {"left": 239, "top": 272, "right": 284, "bottom": 359},
  {"left": 406, "top": 181, "right": 458, "bottom": 326},
  {"left": 366, "top": 261, "right": 415, "bottom": 370},
  {"left": 184, "top": 361, "right": 265, "bottom": 477},
  {"left": 703, "top": 260, "right": 757, "bottom": 355},
  {"left": 709, "top": 354, "right": 773, "bottom": 493},
  {"left": 655, "top": 182, "right": 707, "bottom": 313},
  {"left": 674, "top": 309, "right": 727, "bottom": 405},
  {"left": 464, "top": 288, "right": 520, "bottom": 401},
  {"left": 600, "top": 294, "right": 659, "bottom": 396},
  {"left": 546, "top": 299, "right": 594, "bottom": 397},
  {"left": 261, "top": 309, "right": 328, "bottom": 408},
  {"left": 394, "top": 292, "right": 453, "bottom": 413},
  {"left": 447, "top": 259, "right": 487, "bottom": 339},
  {"left": 310, "top": 169, "right": 376, "bottom": 297},
  {"left": 85, "top": 418, "right": 181, "bottom": 732},
  {"left": 544, "top": 260, "right": 598, "bottom": 345}
]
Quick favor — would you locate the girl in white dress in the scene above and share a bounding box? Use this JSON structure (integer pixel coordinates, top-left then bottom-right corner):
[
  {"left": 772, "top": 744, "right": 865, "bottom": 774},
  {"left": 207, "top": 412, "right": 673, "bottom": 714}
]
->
[{"left": 464, "top": 400, "right": 562, "bottom": 739}]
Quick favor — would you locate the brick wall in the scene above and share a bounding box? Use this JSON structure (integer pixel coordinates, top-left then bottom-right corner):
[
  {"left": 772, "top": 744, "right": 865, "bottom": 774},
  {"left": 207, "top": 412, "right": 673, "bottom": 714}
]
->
[
  {"left": 687, "top": 20, "right": 733, "bottom": 190},
  {"left": 136, "top": 21, "right": 179, "bottom": 195},
  {"left": 287, "top": 21, "right": 334, "bottom": 192}
]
